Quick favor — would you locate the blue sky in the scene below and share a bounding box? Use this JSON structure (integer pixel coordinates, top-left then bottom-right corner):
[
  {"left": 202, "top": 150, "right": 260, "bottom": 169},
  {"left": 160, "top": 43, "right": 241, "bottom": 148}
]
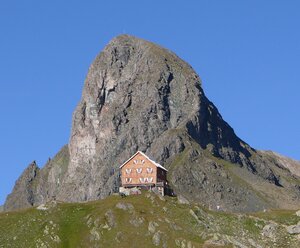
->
[{"left": 0, "top": 1, "right": 299, "bottom": 205}]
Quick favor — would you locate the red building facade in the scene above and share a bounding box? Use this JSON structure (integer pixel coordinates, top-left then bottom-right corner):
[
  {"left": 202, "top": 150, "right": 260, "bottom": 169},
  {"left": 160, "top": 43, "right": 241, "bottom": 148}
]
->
[{"left": 119, "top": 151, "right": 168, "bottom": 195}]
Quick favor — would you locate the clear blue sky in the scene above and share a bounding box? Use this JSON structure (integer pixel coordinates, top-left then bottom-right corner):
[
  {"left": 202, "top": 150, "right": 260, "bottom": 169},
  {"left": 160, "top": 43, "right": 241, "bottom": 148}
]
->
[{"left": 1, "top": 1, "right": 299, "bottom": 205}]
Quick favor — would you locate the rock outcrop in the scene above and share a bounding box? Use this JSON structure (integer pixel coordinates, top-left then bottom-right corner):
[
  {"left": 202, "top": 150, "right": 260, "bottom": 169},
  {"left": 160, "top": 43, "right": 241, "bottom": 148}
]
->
[
  {"left": 286, "top": 222, "right": 300, "bottom": 234},
  {"left": 4, "top": 35, "right": 300, "bottom": 212},
  {"left": 4, "top": 161, "right": 39, "bottom": 211}
]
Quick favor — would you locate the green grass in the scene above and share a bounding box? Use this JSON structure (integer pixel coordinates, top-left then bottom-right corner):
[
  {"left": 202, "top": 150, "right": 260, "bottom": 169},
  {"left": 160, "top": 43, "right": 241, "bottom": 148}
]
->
[
  {"left": 254, "top": 209, "right": 299, "bottom": 226},
  {"left": 0, "top": 192, "right": 299, "bottom": 248},
  {"left": 0, "top": 193, "right": 204, "bottom": 247}
]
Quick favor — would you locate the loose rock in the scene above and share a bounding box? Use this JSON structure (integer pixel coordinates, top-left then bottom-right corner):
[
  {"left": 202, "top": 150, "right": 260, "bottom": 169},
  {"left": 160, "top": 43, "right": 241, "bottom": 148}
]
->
[
  {"left": 286, "top": 222, "right": 300, "bottom": 234},
  {"left": 115, "top": 202, "right": 134, "bottom": 211},
  {"left": 262, "top": 223, "right": 277, "bottom": 240},
  {"left": 178, "top": 195, "right": 189, "bottom": 205},
  {"left": 130, "top": 216, "right": 144, "bottom": 227},
  {"left": 105, "top": 210, "right": 116, "bottom": 228},
  {"left": 148, "top": 221, "right": 159, "bottom": 233},
  {"left": 152, "top": 231, "right": 162, "bottom": 246}
]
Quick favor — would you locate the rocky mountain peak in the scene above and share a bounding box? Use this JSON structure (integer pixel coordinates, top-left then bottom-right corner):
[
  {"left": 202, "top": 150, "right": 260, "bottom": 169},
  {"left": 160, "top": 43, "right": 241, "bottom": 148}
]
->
[
  {"left": 69, "top": 34, "right": 250, "bottom": 169},
  {"left": 4, "top": 35, "right": 300, "bottom": 212},
  {"left": 70, "top": 35, "right": 201, "bottom": 163}
]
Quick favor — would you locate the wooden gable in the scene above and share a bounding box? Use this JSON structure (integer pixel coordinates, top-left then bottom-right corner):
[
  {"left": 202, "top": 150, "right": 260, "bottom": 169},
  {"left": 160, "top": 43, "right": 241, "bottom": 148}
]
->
[{"left": 120, "top": 151, "right": 167, "bottom": 187}]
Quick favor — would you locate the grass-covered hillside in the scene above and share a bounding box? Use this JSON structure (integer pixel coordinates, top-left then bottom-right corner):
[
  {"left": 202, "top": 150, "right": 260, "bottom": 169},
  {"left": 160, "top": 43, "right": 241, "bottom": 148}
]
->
[{"left": 0, "top": 192, "right": 299, "bottom": 248}]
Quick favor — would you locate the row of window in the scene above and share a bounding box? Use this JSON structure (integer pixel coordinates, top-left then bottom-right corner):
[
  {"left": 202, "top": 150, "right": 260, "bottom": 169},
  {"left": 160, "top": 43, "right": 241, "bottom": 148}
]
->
[
  {"left": 125, "top": 168, "right": 153, "bottom": 174},
  {"left": 125, "top": 177, "right": 153, "bottom": 183},
  {"left": 133, "top": 159, "right": 145, "bottom": 164}
]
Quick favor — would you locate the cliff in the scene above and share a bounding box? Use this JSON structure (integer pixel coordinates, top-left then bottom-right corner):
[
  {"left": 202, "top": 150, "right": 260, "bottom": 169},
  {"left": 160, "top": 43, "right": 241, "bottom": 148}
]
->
[{"left": 4, "top": 35, "right": 300, "bottom": 212}]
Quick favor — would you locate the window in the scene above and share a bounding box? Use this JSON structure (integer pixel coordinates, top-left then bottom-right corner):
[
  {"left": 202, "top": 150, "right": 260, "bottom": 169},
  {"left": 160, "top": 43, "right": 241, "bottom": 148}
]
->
[
  {"left": 136, "top": 168, "right": 142, "bottom": 173},
  {"left": 146, "top": 168, "right": 153, "bottom": 173},
  {"left": 139, "top": 178, "right": 145, "bottom": 183},
  {"left": 125, "top": 168, "right": 132, "bottom": 174},
  {"left": 125, "top": 178, "right": 132, "bottom": 183},
  {"left": 148, "top": 177, "right": 153, "bottom": 183},
  {"left": 141, "top": 160, "right": 145, "bottom": 164},
  {"left": 133, "top": 160, "right": 138, "bottom": 164}
]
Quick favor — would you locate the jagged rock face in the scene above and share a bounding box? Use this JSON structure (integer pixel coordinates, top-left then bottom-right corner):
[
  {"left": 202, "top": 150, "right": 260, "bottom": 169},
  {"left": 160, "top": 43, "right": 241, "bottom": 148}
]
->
[
  {"left": 69, "top": 35, "right": 201, "bottom": 166},
  {"left": 65, "top": 35, "right": 203, "bottom": 201},
  {"left": 4, "top": 161, "right": 39, "bottom": 211},
  {"left": 64, "top": 35, "right": 252, "bottom": 202},
  {"left": 4, "top": 35, "right": 300, "bottom": 212}
]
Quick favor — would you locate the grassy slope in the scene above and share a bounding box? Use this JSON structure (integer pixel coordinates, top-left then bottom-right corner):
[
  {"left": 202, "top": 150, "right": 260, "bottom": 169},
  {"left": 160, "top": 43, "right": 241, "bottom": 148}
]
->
[{"left": 0, "top": 192, "right": 299, "bottom": 248}]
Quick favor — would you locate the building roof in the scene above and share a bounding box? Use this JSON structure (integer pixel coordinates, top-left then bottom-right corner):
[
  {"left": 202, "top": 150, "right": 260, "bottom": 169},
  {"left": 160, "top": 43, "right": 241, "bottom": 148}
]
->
[{"left": 119, "top": 151, "right": 168, "bottom": 171}]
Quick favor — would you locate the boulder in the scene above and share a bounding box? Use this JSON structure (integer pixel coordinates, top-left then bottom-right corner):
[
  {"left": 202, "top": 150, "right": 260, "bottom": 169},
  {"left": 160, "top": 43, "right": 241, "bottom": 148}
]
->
[{"left": 286, "top": 222, "right": 300, "bottom": 234}]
